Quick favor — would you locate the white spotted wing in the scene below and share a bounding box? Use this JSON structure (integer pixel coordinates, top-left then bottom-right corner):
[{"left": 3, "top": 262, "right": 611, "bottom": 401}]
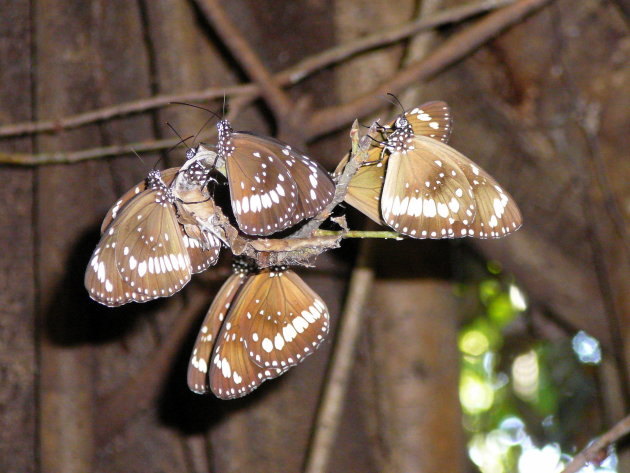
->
[
  {"left": 235, "top": 269, "right": 330, "bottom": 371},
  {"left": 382, "top": 135, "right": 522, "bottom": 238},
  {"left": 217, "top": 119, "right": 334, "bottom": 236}
]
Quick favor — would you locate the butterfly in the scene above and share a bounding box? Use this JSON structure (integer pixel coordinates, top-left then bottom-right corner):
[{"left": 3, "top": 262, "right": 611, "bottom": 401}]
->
[
  {"left": 215, "top": 119, "right": 336, "bottom": 236},
  {"left": 85, "top": 156, "right": 221, "bottom": 307},
  {"left": 188, "top": 260, "right": 330, "bottom": 400},
  {"left": 336, "top": 101, "right": 522, "bottom": 238}
]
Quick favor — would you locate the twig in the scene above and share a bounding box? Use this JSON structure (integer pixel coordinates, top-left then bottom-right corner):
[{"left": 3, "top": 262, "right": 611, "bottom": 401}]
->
[
  {"left": 175, "top": 167, "right": 344, "bottom": 268},
  {"left": 305, "top": 0, "right": 556, "bottom": 137},
  {"left": 0, "top": 136, "right": 191, "bottom": 165},
  {"left": 303, "top": 241, "right": 375, "bottom": 473},
  {"left": 313, "top": 230, "right": 402, "bottom": 239},
  {"left": 173, "top": 121, "right": 381, "bottom": 268},
  {"left": 293, "top": 120, "right": 380, "bottom": 237},
  {"left": 1, "top": 96, "right": 252, "bottom": 166},
  {"left": 0, "top": 85, "right": 252, "bottom": 139},
  {"left": 288, "top": 0, "right": 514, "bottom": 83},
  {"left": 560, "top": 413, "right": 630, "bottom": 473},
  {"left": 0, "top": 0, "right": 511, "bottom": 140},
  {"left": 192, "top": 0, "right": 296, "bottom": 128}
]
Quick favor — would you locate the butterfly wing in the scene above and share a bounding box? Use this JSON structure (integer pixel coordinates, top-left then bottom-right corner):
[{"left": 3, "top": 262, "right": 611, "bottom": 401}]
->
[
  {"left": 242, "top": 135, "right": 335, "bottom": 224},
  {"left": 100, "top": 168, "right": 180, "bottom": 234},
  {"left": 188, "top": 271, "right": 248, "bottom": 394},
  {"left": 430, "top": 137, "right": 523, "bottom": 237},
  {"left": 225, "top": 133, "right": 300, "bottom": 235},
  {"left": 85, "top": 226, "right": 150, "bottom": 306},
  {"left": 381, "top": 138, "right": 477, "bottom": 238},
  {"left": 113, "top": 186, "right": 193, "bottom": 299},
  {"left": 182, "top": 230, "right": 221, "bottom": 274},
  {"left": 382, "top": 135, "right": 522, "bottom": 238},
  {"left": 403, "top": 101, "right": 452, "bottom": 143},
  {"left": 335, "top": 146, "right": 387, "bottom": 225},
  {"left": 235, "top": 269, "right": 330, "bottom": 370}
]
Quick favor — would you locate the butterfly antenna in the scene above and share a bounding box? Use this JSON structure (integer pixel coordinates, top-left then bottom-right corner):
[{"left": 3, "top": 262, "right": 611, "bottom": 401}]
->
[
  {"left": 386, "top": 93, "right": 406, "bottom": 115},
  {"left": 170, "top": 102, "right": 221, "bottom": 121},
  {"left": 132, "top": 147, "right": 163, "bottom": 172},
  {"left": 165, "top": 122, "right": 196, "bottom": 158},
  {"left": 130, "top": 148, "right": 146, "bottom": 165},
  {"left": 192, "top": 114, "right": 215, "bottom": 146}
]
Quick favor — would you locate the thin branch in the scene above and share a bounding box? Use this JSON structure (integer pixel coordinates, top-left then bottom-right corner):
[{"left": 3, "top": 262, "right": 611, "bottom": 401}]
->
[
  {"left": 293, "top": 120, "right": 379, "bottom": 237},
  {"left": 288, "top": 0, "right": 514, "bottom": 83},
  {"left": 0, "top": 136, "right": 190, "bottom": 165},
  {"left": 0, "top": 0, "right": 511, "bottom": 140},
  {"left": 560, "top": 413, "right": 630, "bottom": 473},
  {"left": 191, "top": 0, "right": 296, "bottom": 125},
  {"left": 313, "top": 230, "right": 402, "bottom": 239},
  {"left": 303, "top": 241, "right": 375, "bottom": 473},
  {"left": 0, "top": 85, "right": 253, "bottom": 139},
  {"left": 173, "top": 121, "right": 382, "bottom": 268},
  {"left": 305, "top": 0, "right": 556, "bottom": 138},
  {"left": 1, "top": 97, "right": 252, "bottom": 166}
]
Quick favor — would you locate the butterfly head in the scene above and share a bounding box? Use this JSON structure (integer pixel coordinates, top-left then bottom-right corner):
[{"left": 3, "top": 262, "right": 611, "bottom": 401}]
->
[
  {"left": 217, "top": 120, "right": 235, "bottom": 158},
  {"left": 185, "top": 147, "right": 197, "bottom": 161}
]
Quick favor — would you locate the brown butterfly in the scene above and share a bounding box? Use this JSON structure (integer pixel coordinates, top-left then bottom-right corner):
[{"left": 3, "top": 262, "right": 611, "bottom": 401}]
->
[
  {"left": 216, "top": 120, "right": 336, "bottom": 236},
  {"left": 85, "top": 155, "right": 221, "bottom": 307},
  {"left": 188, "top": 260, "right": 330, "bottom": 399},
  {"left": 336, "top": 101, "right": 522, "bottom": 238}
]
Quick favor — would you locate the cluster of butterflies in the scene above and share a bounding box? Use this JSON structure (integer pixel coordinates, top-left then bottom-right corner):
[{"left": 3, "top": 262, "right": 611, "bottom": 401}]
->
[{"left": 85, "top": 101, "right": 522, "bottom": 399}]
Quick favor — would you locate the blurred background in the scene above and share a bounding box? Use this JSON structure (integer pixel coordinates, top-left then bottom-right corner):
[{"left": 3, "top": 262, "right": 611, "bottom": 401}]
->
[{"left": 0, "top": 0, "right": 629, "bottom": 472}]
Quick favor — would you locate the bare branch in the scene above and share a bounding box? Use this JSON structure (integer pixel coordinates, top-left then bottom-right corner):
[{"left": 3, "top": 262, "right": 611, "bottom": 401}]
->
[
  {"left": 191, "top": 0, "right": 296, "bottom": 125},
  {"left": 561, "top": 414, "right": 630, "bottom": 473},
  {"left": 172, "top": 122, "right": 382, "bottom": 268},
  {"left": 305, "top": 0, "right": 556, "bottom": 137},
  {"left": 293, "top": 120, "right": 380, "bottom": 237},
  {"left": 0, "top": 0, "right": 511, "bottom": 141}
]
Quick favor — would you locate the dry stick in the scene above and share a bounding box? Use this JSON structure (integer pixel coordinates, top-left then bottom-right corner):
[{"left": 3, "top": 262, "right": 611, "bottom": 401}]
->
[
  {"left": 1, "top": 97, "right": 253, "bottom": 166},
  {"left": 303, "top": 242, "right": 375, "bottom": 473},
  {"left": 0, "top": 136, "right": 189, "bottom": 165},
  {"left": 292, "top": 121, "right": 378, "bottom": 239},
  {"left": 560, "top": 413, "right": 630, "bottom": 473},
  {"left": 305, "top": 0, "right": 556, "bottom": 138},
  {"left": 0, "top": 0, "right": 512, "bottom": 140},
  {"left": 288, "top": 0, "right": 514, "bottom": 83},
  {"left": 192, "top": 0, "right": 295, "bottom": 123},
  {"left": 0, "top": 84, "right": 252, "bottom": 139},
  {"left": 314, "top": 230, "right": 402, "bottom": 239}
]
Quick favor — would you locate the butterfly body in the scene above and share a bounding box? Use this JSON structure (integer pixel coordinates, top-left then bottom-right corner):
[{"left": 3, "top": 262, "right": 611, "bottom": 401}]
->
[
  {"left": 216, "top": 120, "right": 335, "bottom": 236},
  {"left": 188, "top": 261, "right": 330, "bottom": 399}
]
